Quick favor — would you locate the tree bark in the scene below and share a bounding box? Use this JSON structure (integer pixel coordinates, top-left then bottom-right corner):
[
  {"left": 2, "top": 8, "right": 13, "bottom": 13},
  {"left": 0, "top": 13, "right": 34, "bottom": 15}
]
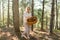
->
[
  {"left": 7, "top": 0, "right": 10, "bottom": 27},
  {"left": 31, "top": 0, "right": 34, "bottom": 31},
  {"left": 12, "top": 0, "right": 21, "bottom": 40},
  {"left": 0, "top": 2, "right": 1, "bottom": 27},
  {"left": 55, "top": 0, "right": 58, "bottom": 29},
  {"left": 41, "top": 0, "right": 45, "bottom": 30},
  {"left": 2, "top": 0, "right": 4, "bottom": 25},
  {"left": 46, "top": 15, "right": 48, "bottom": 29},
  {"left": 50, "top": 0, "right": 55, "bottom": 33}
]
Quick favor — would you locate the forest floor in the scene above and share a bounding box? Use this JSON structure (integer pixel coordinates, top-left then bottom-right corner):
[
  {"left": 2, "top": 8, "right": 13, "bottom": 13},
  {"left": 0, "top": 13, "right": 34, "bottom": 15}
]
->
[{"left": 0, "top": 26, "right": 60, "bottom": 40}]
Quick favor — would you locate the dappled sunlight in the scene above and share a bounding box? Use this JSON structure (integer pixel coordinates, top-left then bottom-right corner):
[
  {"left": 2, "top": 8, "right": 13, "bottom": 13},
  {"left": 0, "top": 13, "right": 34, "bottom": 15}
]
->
[
  {"left": 0, "top": 28, "right": 19, "bottom": 40},
  {"left": 0, "top": 0, "right": 60, "bottom": 40},
  {"left": 5, "top": 32, "right": 11, "bottom": 37},
  {"left": 38, "top": 31, "right": 49, "bottom": 35},
  {"left": 20, "top": 26, "right": 25, "bottom": 31},
  {"left": 1, "top": 32, "right": 6, "bottom": 36},
  {"left": 0, "top": 27, "right": 60, "bottom": 40},
  {"left": 12, "top": 36, "right": 18, "bottom": 40},
  {"left": 30, "top": 31, "right": 36, "bottom": 36}
]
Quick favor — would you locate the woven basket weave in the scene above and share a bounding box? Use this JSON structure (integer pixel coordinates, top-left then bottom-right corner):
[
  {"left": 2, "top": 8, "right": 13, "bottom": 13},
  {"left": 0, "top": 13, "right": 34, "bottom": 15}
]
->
[{"left": 27, "top": 16, "right": 37, "bottom": 25}]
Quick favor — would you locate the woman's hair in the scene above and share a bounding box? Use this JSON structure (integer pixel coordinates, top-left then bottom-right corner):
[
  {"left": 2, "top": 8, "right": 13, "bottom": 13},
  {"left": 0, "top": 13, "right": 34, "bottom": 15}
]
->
[{"left": 25, "top": 6, "right": 31, "bottom": 12}]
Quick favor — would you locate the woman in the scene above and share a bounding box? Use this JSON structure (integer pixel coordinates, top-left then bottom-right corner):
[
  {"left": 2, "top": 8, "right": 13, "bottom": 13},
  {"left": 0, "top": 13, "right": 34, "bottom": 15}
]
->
[{"left": 22, "top": 6, "right": 32, "bottom": 39}]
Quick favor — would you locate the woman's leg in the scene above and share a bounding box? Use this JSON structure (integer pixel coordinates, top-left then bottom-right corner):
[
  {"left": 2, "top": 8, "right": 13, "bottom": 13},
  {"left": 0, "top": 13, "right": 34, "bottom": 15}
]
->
[
  {"left": 21, "top": 23, "right": 27, "bottom": 37},
  {"left": 26, "top": 25, "right": 31, "bottom": 38},
  {"left": 22, "top": 23, "right": 31, "bottom": 39}
]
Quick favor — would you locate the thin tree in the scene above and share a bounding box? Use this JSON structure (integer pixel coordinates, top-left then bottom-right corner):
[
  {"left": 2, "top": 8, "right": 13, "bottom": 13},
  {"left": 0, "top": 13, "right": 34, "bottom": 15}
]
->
[
  {"left": 0, "top": 2, "right": 1, "bottom": 27},
  {"left": 21, "top": 0, "right": 25, "bottom": 26},
  {"left": 46, "top": 15, "right": 48, "bottom": 29},
  {"left": 55, "top": 0, "right": 58, "bottom": 29},
  {"left": 50, "top": 0, "right": 55, "bottom": 33},
  {"left": 31, "top": 0, "right": 34, "bottom": 31},
  {"left": 2, "top": 0, "right": 4, "bottom": 25},
  {"left": 12, "top": 0, "right": 21, "bottom": 40},
  {"left": 7, "top": 0, "right": 10, "bottom": 27},
  {"left": 41, "top": 0, "right": 45, "bottom": 30}
]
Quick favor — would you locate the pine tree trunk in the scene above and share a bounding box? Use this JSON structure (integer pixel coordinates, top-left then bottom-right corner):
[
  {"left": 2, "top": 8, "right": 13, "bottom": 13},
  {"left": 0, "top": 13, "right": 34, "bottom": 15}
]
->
[
  {"left": 56, "top": 0, "right": 58, "bottom": 29},
  {"left": 0, "top": 2, "right": 1, "bottom": 27},
  {"left": 31, "top": 0, "right": 34, "bottom": 31},
  {"left": 50, "top": 0, "right": 55, "bottom": 34},
  {"left": 12, "top": 0, "right": 21, "bottom": 40},
  {"left": 2, "top": 0, "right": 4, "bottom": 25},
  {"left": 7, "top": 0, "right": 10, "bottom": 27},
  {"left": 46, "top": 15, "right": 48, "bottom": 29},
  {"left": 41, "top": 0, "right": 44, "bottom": 30}
]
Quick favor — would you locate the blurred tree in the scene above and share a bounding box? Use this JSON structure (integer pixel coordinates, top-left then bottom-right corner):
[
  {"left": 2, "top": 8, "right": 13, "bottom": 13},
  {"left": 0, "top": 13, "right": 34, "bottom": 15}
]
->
[
  {"left": 55, "top": 0, "right": 58, "bottom": 29},
  {"left": 50, "top": 0, "right": 55, "bottom": 33},
  {"left": 31, "top": 0, "right": 34, "bottom": 31},
  {"left": 0, "top": 1, "right": 1, "bottom": 26},
  {"left": 7, "top": 0, "right": 10, "bottom": 27},
  {"left": 13, "top": 0, "right": 21, "bottom": 40},
  {"left": 46, "top": 13, "right": 48, "bottom": 29},
  {"left": 41, "top": 0, "right": 45, "bottom": 30},
  {"left": 2, "top": 0, "right": 4, "bottom": 26}
]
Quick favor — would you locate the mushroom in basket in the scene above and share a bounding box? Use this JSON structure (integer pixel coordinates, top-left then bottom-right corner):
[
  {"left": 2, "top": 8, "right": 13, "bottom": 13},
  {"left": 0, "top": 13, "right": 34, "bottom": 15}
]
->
[{"left": 27, "top": 16, "right": 37, "bottom": 25}]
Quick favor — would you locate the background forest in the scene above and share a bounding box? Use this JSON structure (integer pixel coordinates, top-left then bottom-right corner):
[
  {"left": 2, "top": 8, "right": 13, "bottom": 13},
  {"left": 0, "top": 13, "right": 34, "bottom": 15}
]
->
[{"left": 0, "top": 0, "right": 60, "bottom": 40}]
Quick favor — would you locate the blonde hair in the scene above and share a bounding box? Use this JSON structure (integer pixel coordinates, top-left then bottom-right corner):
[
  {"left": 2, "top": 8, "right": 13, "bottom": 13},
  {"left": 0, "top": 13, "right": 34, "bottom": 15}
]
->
[{"left": 25, "top": 6, "right": 31, "bottom": 12}]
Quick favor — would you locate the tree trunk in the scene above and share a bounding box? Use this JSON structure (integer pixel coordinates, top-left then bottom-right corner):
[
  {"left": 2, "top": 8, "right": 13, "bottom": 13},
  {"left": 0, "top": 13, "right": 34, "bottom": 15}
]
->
[
  {"left": 41, "top": 0, "right": 45, "bottom": 30},
  {"left": 31, "top": 0, "right": 34, "bottom": 31},
  {"left": 50, "top": 0, "right": 55, "bottom": 34},
  {"left": 46, "top": 15, "right": 48, "bottom": 29},
  {"left": 0, "top": 2, "right": 1, "bottom": 27},
  {"left": 2, "top": 0, "right": 4, "bottom": 25},
  {"left": 55, "top": 0, "right": 58, "bottom": 29},
  {"left": 12, "top": 0, "right": 21, "bottom": 40},
  {"left": 21, "top": 0, "right": 24, "bottom": 26},
  {"left": 7, "top": 0, "right": 10, "bottom": 27}
]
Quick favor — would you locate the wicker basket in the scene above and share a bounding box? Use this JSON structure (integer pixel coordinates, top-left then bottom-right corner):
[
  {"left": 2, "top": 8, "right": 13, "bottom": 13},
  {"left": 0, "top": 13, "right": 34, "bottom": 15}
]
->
[{"left": 27, "top": 16, "right": 37, "bottom": 25}]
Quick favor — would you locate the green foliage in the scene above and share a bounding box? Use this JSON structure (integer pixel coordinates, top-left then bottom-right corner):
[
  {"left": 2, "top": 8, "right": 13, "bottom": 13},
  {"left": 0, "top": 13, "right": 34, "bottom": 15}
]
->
[
  {"left": 34, "top": 8, "right": 42, "bottom": 28},
  {"left": 0, "top": 0, "right": 60, "bottom": 30}
]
